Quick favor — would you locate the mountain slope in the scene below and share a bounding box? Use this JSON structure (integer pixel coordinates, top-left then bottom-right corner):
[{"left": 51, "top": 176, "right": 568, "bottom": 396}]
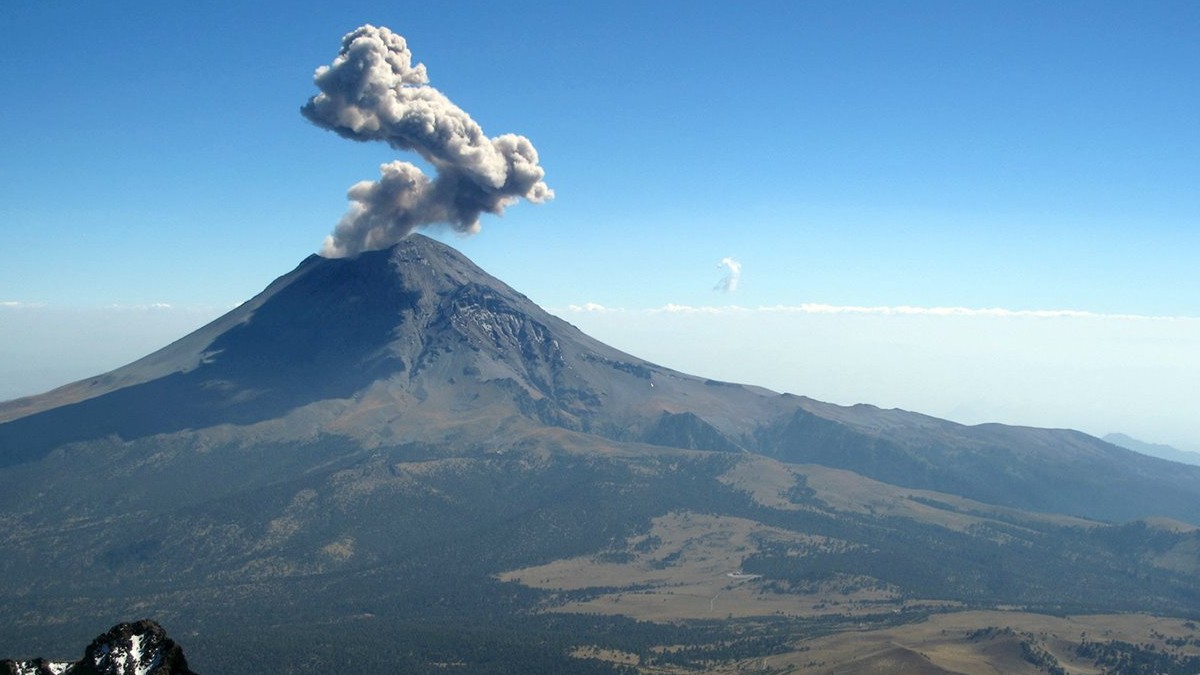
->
[
  {"left": 3, "top": 235, "right": 1198, "bottom": 524},
  {"left": 2, "top": 235, "right": 1200, "bottom": 673},
  {"left": 1106, "top": 432, "right": 1200, "bottom": 466},
  {"left": 0, "top": 239, "right": 783, "bottom": 464}
]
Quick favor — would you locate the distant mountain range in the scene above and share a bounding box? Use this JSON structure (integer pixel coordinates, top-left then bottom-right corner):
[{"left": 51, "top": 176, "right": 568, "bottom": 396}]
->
[
  {"left": 1105, "top": 432, "right": 1200, "bottom": 466},
  {"left": 2, "top": 235, "right": 1199, "bottom": 674}
]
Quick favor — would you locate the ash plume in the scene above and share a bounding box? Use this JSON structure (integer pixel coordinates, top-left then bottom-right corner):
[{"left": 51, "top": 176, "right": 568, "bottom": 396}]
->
[{"left": 302, "top": 25, "right": 553, "bottom": 257}]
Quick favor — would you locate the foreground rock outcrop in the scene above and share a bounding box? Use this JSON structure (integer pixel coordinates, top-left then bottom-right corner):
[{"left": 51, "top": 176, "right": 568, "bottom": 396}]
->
[{"left": 2, "top": 620, "right": 195, "bottom": 675}]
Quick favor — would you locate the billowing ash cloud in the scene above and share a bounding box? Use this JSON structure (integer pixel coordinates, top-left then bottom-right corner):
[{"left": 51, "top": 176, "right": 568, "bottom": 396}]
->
[
  {"left": 715, "top": 257, "right": 742, "bottom": 293},
  {"left": 302, "top": 25, "right": 553, "bottom": 257}
]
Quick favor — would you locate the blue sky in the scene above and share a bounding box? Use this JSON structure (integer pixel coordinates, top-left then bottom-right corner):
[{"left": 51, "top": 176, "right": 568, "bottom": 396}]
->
[{"left": 2, "top": 2, "right": 1198, "bottom": 450}]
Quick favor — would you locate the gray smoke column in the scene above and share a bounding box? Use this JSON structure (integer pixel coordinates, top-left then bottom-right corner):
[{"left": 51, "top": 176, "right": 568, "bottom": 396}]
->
[{"left": 302, "top": 25, "right": 553, "bottom": 257}]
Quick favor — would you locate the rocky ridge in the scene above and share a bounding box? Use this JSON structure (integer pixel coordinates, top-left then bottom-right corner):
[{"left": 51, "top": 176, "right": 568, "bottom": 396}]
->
[{"left": 2, "top": 621, "right": 195, "bottom": 675}]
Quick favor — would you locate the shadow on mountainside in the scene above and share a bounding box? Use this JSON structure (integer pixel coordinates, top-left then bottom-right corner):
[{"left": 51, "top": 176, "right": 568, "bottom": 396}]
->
[{"left": 0, "top": 251, "right": 414, "bottom": 467}]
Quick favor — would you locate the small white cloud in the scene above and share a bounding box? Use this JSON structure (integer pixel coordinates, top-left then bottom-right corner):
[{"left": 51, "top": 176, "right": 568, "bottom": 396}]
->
[
  {"left": 565, "top": 302, "right": 618, "bottom": 313},
  {"left": 101, "top": 303, "right": 179, "bottom": 312},
  {"left": 715, "top": 257, "right": 742, "bottom": 293},
  {"left": 0, "top": 301, "right": 46, "bottom": 309},
  {"left": 655, "top": 304, "right": 739, "bottom": 315}
]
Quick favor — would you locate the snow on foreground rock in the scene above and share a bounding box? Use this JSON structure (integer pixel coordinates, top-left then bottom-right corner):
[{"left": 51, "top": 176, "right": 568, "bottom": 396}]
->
[{"left": 2, "top": 620, "right": 196, "bottom": 675}]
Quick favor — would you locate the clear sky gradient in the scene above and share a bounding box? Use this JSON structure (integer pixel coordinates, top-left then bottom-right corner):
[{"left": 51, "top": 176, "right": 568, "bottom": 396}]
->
[{"left": 2, "top": 2, "right": 1198, "bottom": 450}]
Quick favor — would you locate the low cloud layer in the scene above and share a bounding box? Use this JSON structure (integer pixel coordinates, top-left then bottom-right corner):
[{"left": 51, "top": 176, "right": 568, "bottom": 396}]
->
[
  {"left": 564, "top": 302, "right": 1196, "bottom": 321},
  {"left": 302, "top": 25, "right": 553, "bottom": 257},
  {"left": 558, "top": 301, "right": 1200, "bottom": 452}
]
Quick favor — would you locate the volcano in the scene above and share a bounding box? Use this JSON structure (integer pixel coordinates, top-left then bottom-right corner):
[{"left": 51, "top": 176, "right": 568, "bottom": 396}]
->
[{"left": 3, "top": 235, "right": 1200, "bottom": 674}]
